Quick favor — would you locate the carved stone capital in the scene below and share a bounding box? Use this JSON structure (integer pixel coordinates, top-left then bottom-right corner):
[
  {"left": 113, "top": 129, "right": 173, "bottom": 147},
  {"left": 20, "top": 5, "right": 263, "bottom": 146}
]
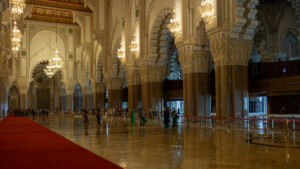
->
[
  {"left": 17, "top": 78, "right": 30, "bottom": 95},
  {"left": 178, "top": 44, "right": 211, "bottom": 74},
  {"left": 106, "top": 76, "right": 124, "bottom": 90},
  {"left": 95, "top": 82, "right": 106, "bottom": 93},
  {"left": 138, "top": 60, "right": 165, "bottom": 83},
  {"left": 125, "top": 66, "right": 141, "bottom": 86},
  {"left": 65, "top": 82, "right": 76, "bottom": 95},
  {"left": 209, "top": 33, "right": 252, "bottom": 67}
]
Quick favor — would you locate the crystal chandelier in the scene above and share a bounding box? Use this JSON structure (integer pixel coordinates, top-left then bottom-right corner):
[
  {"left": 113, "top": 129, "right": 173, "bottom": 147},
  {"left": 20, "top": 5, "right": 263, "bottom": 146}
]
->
[
  {"left": 51, "top": 49, "right": 63, "bottom": 71},
  {"left": 129, "top": 32, "right": 138, "bottom": 53},
  {"left": 11, "top": 21, "right": 22, "bottom": 53},
  {"left": 10, "top": 0, "right": 26, "bottom": 19},
  {"left": 168, "top": 10, "right": 180, "bottom": 34},
  {"left": 198, "top": 0, "right": 214, "bottom": 23},
  {"left": 117, "top": 43, "right": 125, "bottom": 61},
  {"left": 44, "top": 61, "right": 55, "bottom": 78}
]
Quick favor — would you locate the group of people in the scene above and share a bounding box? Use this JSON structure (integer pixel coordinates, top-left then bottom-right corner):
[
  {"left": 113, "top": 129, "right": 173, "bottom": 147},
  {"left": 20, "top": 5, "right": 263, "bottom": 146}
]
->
[
  {"left": 10, "top": 109, "right": 49, "bottom": 117},
  {"left": 163, "top": 107, "right": 179, "bottom": 128},
  {"left": 81, "top": 107, "right": 179, "bottom": 128}
]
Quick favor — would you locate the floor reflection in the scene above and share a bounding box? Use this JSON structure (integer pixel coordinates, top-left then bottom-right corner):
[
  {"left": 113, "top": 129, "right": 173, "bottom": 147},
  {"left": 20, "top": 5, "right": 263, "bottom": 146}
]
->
[{"left": 33, "top": 115, "right": 300, "bottom": 169}]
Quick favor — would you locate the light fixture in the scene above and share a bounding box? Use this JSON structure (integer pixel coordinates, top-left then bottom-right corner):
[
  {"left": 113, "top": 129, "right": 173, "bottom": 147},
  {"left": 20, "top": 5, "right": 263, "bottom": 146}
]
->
[
  {"left": 117, "top": 43, "right": 125, "bottom": 62},
  {"left": 168, "top": 10, "right": 180, "bottom": 34},
  {"left": 10, "top": 0, "right": 26, "bottom": 20},
  {"left": 45, "top": 0, "right": 64, "bottom": 76},
  {"left": 44, "top": 61, "right": 55, "bottom": 78},
  {"left": 129, "top": 32, "right": 138, "bottom": 53},
  {"left": 11, "top": 21, "right": 22, "bottom": 54},
  {"left": 51, "top": 49, "right": 63, "bottom": 71},
  {"left": 198, "top": 0, "right": 214, "bottom": 23}
]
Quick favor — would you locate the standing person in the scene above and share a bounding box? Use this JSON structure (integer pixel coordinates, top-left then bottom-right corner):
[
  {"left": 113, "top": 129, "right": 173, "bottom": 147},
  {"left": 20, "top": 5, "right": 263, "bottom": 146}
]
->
[
  {"left": 171, "top": 108, "right": 178, "bottom": 127},
  {"left": 96, "top": 109, "right": 101, "bottom": 125},
  {"left": 140, "top": 109, "right": 146, "bottom": 127},
  {"left": 83, "top": 109, "right": 89, "bottom": 123},
  {"left": 130, "top": 109, "right": 136, "bottom": 124},
  {"left": 164, "top": 107, "right": 170, "bottom": 128}
]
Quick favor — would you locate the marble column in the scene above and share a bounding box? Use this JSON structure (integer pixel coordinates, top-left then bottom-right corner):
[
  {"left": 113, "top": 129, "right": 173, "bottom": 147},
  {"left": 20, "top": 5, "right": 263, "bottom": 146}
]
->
[
  {"left": 141, "top": 81, "right": 163, "bottom": 111},
  {"left": 209, "top": 37, "right": 251, "bottom": 117},
  {"left": 106, "top": 77, "right": 124, "bottom": 109},
  {"left": 17, "top": 80, "right": 29, "bottom": 109},
  {"left": 65, "top": 83, "right": 74, "bottom": 112},
  {"left": 95, "top": 82, "right": 106, "bottom": 109},
  {"left": 138, "top": 62, "right": 165, "bottom": 112},
  {"left": 178, "top": 47, "right": 211, "bottom": 118},
  {"left": 125, "top": 67, "right": 142, "bottom": 110}
]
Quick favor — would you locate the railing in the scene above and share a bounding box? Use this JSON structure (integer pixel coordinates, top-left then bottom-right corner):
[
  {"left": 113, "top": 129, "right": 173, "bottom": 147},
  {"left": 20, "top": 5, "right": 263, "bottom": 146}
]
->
[{"left": 249, "top": 60, "right": 300, "bottom": 80}]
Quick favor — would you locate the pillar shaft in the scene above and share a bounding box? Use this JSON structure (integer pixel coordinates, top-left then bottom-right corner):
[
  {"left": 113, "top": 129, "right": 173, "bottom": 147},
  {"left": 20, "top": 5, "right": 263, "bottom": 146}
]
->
[
  {"left": 215, "top": 65, "right": 248, "bottom": 117},
  {"left": 108, "top": 89, "right": 123, "bottom": 109},
  {"left": 209, "top": 37, "right": 252, "bottom": 117},
  {"left": 141, "top": 82, "right": 163, "bottom": 111},
  {"left": 106, "top": 77, "right": 124, "bottom": 109},
  {"left": 183, "top": 72, "right": 210, "bottom": 117},
  {"left": 128, "top": 84, "right": 142, "bottom": 109}
]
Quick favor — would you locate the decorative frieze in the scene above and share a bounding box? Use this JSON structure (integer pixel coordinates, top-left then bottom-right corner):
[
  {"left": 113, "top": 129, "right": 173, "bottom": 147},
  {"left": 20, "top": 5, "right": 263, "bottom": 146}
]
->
[
  {"left": 178, "top": 44, "right": 211, "bottom": 74},
  {"left": 138, "top": 60, "right": 165, "bottom": 83},
  {"left": 106, "top": 76, "right": 124, "bottom": 90},
  {"left": 17, "top": 78, "right": 30, "bottom": 94},
  {"left": 125, "top": 66, "right": 141, "bottom": 86},
  {"left": 209, "top": 33, "right": 252, "bottom": 67}
]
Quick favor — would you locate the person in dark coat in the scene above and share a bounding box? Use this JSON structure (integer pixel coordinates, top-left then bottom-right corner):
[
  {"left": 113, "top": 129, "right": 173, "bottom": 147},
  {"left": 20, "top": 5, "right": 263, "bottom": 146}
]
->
[{"left": 164, "top": 107, "right": 170, "bottom": 128}]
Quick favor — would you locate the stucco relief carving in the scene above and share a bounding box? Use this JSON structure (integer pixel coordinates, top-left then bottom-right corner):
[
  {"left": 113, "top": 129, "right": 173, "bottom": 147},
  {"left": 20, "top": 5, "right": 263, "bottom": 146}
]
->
[
  {"left": 65, "top": 82, "right": 75, "bottom": 95},
  {"left": 209, "top": 33, "right": 252, "bottom": 67},
  {"left": 149, "top": 8, "right": 173, "bottom": 65},
  {"left": 138, "top": 61, "right": 165, "bottom": 83},
  {"left": 28, "top": 22, "right": 67, "bottom": 42},
  {"left": 230, "top": 0, "right": 259, "bottom": 40},
  {"left": 178, "top": 45, "right": 210, "bottom": 74},
  {"left": 250, "top": 75, "right": 300, "bottom": 93},
  {"left": 125, "top": 66, "right": 141, "bottom": 86},
  {"left": 106, "top": 76, "right": 124, "bottom": 90},
  {"left": 95, "top": 82, "right": 106, "bottom": 93},
  {"left": 17, "top": 78, "right": 30, "bottom": 94}
]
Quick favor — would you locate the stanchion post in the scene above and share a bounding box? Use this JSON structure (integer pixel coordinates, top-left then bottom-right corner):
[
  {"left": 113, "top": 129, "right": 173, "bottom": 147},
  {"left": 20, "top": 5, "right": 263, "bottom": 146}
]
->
[
  {"left": 228, "top": 117, "right": 231, "bottom": 132},
  {"left": 200, "top": 116, "right": 203, "bottom": 129},
  {"left": 187, "top": 116, "right": 190, "bottom": 128},
  {"left": 264, "top": 118, "right": 268, "bottom": 136},
  {"left": 247, "top": 117, "right": 250, "bottom": 133},
  {"left": 213, "top": 116, "right": 216, "bottom": 130},
  {"left": 285, "top": 118, "right": 289, "bottom": 139},
  {"left": 254, "top": 115, "right": 257, "bottom": 127},
  {"left": 238, "top": 115, "right": 240, "bottom": 125},
  {"left": 292, "top": 116, "right": 295, "bottom": 130},
  {"left": 271, "top": 116, "right": 274, "bottom": 129}
]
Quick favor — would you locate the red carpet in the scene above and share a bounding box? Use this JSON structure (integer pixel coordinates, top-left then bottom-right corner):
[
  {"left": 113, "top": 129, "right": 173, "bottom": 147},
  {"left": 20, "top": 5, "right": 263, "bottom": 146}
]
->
[{"left": 0, "top": 116, "right": 122, "bottom": 169}]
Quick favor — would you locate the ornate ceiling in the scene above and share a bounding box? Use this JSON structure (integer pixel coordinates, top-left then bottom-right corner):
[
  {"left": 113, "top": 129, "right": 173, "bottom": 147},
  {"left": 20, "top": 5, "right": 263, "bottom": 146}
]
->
[{"left": 25, "top": 0, "right": 92, "bottom": 24}]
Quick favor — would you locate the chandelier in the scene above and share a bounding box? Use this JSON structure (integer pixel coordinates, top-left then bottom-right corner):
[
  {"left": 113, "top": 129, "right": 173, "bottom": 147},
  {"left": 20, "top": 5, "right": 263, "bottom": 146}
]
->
[
  {"left": 129, "top": 32, "right": 138, "bottom": 53},
  {"left": 198, "top": 0, "right": 214, "bottom": 23},
  {"left": 168, "top": 10, "right": 180, "bottom": 34},
  {"left": 10, "top": 0, "right": 26, "bottom": 20},
  {"left": 51, "top": 49, "right": 63, "bottom": 70},
  {"left": 11, "top": 21, "right": 22, "bottom": 53},
  {"left": 117, "top": 43, "right": 125, "bottom": 61},
  {"left": 44, "top": 63, "right": 55, "bottom": 78}
]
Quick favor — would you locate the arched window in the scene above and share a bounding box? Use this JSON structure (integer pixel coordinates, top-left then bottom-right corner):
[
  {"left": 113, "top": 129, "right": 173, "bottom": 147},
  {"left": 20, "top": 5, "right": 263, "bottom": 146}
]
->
[{"left": 281, "top": 30, "right": 299, "bottom": 61}]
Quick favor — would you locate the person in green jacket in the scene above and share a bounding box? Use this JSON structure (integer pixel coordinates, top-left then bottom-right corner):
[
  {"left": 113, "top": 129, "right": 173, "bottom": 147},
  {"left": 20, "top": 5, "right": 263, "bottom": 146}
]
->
[{"left": 130, "top": 109, "right": 136, "bottom": 123}]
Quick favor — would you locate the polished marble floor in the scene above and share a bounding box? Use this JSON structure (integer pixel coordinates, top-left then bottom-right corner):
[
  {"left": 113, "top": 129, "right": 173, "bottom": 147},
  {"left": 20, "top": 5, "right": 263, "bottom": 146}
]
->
[{"left": 32, "top": 114, "right": 300, "bottom": 169}]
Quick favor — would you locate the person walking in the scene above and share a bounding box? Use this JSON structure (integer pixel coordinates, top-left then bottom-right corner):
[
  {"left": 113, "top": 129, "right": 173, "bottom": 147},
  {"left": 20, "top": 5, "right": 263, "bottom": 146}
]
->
[
  {"left": 140, "top": 109, "right": 146, "bottom": 127},
  {"left": 130, "top": 109, "right": 136, "bottom": 124},
  {"left": 171, "top": 108, "right": 178, "bottom": 127},
  {"left": 164, "top": 107, "right": 171, "bottom": 128},
  {"left": 96, "top": 108, "right": 101, "bottom": 125}
]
